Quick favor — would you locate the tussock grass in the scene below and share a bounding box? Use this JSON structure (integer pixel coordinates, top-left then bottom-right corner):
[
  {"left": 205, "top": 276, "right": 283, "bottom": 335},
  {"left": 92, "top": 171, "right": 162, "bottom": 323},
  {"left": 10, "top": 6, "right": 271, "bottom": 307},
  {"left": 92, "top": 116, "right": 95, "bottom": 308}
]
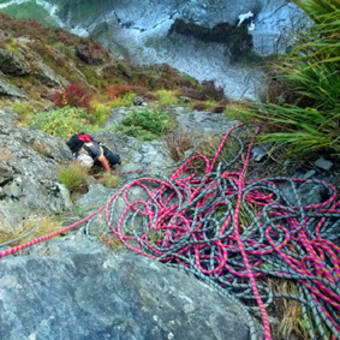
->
[
  {"left": 58, "top": 162, "right": 89, "bottom": 193},
  {"left": 228, "top": 2, "right": 340, "bottom": 157}
]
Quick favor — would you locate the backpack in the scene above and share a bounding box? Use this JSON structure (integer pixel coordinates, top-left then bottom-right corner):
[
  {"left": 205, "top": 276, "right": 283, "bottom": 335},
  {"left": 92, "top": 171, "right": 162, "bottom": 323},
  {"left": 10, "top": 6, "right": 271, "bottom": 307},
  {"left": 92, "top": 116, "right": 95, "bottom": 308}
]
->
[
  {"left": 101, "top": 144, "right": 121, "bottom": 167},
  {"left": 66, "top": 133, "right": 92, "bottom": 154}
]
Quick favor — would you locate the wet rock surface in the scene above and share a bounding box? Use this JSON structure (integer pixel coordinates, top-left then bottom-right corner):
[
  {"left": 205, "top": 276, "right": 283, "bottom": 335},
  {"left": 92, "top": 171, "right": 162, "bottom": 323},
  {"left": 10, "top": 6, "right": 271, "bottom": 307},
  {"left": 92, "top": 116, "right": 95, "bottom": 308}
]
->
[
  {"left": 0, "top": 236, "right": 252, "bottom": 340},
  {"left": 45, "top": 0, "right": 308, "bottom": 100}
]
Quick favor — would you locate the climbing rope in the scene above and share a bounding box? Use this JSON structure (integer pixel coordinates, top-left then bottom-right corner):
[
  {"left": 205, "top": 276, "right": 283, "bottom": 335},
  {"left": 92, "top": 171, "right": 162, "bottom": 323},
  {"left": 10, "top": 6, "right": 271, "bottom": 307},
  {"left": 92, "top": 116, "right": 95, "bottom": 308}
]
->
[{"left": 1, "top": 123, "right": 339, "bottom": 339}]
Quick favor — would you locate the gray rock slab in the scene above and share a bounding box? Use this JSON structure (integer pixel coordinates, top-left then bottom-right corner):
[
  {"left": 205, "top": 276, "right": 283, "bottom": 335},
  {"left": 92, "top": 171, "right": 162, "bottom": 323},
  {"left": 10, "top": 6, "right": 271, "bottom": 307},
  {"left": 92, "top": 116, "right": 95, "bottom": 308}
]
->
[
  {"left": 314, "top": 157, "right": 333, "bottom": 172},
  {"left": 176, "top": 111, "right": 239, "bottom": 135},
  {"left": 0, "top": 238, "right": 252, "bottom": 340},
  {"left": 0, "top": 78, "right": 28, "bottom": 99}
]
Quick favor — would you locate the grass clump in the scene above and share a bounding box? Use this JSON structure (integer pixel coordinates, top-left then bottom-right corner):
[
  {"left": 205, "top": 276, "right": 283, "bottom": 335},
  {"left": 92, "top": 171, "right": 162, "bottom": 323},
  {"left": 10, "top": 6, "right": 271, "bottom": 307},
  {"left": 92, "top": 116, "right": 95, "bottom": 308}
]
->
[
  {"left": 116, "top": 108, "right": 175, "bottom": 141},
  {"left": 154, "top": 89, "right": 179, "bottom": 106},
  {"left": 28, "top": 106, "right": 93, "bottom": 137},
  {"left": 229, "top": 1, "right": 340, "bottom": 157},
  {"left": 164, "top": 129, "right": 195, "bottom": 162},
  {"left": 58, "top": 162, "right": 89, "bottom": 194}
]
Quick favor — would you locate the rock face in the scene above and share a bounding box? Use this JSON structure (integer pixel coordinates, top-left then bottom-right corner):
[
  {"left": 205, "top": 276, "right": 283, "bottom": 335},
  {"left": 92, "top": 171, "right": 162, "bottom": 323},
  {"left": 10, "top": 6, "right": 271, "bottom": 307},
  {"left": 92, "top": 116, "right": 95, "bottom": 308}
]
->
[
  {"left": 0, "top": 235, "right": 253, "bottom": 340},
  {"left": 0, "top": 48, "right": 29, "bottom": 76},
  {"left": 45, "top": 0, "right": 308, "bottom": 100},
  {"left": 0, "top": 108, "right": 72, "bottom": 232},
  {"left": 176, "top": 110, "right": 239, "bottom": 135},
  {"left": 0, "top": 78, "right": 28, "bottom": 98}
]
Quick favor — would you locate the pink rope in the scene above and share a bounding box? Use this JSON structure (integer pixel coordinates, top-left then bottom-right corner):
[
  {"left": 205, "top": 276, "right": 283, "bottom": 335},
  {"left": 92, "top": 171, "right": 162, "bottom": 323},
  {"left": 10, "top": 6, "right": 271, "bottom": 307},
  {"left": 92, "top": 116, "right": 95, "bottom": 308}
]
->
[{"left": 1, "top": 123, "right": 339, "bottom": 339}]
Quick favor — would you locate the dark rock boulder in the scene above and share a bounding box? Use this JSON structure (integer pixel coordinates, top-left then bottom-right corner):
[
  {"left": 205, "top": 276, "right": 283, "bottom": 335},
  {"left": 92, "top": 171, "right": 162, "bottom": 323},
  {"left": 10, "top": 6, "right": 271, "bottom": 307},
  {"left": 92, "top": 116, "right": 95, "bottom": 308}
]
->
[
  {"left": 0, "top": 235, "right": 253, "bottom": 339},
  {"left": 75, "top": 42, "right": 107, "bottom": 65},
  {"left": 0, "top": 48, "right": 29, "bottom": 76}
]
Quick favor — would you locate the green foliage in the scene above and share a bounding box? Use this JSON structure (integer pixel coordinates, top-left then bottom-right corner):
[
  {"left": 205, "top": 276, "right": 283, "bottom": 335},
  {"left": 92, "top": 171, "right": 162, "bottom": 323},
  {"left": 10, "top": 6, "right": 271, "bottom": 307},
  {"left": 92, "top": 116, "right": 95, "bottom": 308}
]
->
[
  {"left": 230, "top": 2, "right": 340, "bottom": 157},
  {"left": 12, "top": 100, "right": 45, "bottom": 120},
  {"left": 58, "top": 162, "right": 89, "bottom": 193},
  {"left": 154, "top": 89, "right": 179, "bottom": 106},
  {"left": 110, "top": 92, "right": 136, "bottom": 109},
  {"left": 28, "top": 106, "right": 92, "bottom": 137},
  {"left": 90, "top": 102, "right": 111, "bottom": 126},
  {"left": 116, "top": 108, "right": 174, "bottom": 141},
  {"left": 1, "top": 0, "right": 59, "bottom": 27}
]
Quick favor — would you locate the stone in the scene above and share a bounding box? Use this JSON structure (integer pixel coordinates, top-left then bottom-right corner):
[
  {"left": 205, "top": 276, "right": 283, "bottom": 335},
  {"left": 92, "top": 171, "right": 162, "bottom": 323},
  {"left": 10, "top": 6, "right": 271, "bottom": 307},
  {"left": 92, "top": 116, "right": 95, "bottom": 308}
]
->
[
  {"left": 0, "top": 110, "right": 73, "bottom": 232},
  {"left": 281, "top": 180, "right": 325, "bottom": 207},
  {"left": 176, "top": 111, "right": 239, "bottom": 135},
  {"left": 303, "top": 170, "right": 316, "bottom": 179},
  {"left": 0, "top": 236, "right": 253, "bottom": 340},
  {"left": 75, "top": 42, "right": 107, "bottom": 65},
  {"left": 0, "top": 79, "right": 28, "bottom": 99},
  {"left": 0, "top": 48, "right": 29, "bottom": 76},
  {"left": 132, "top": 95, "right": 144, "bottom": 106},
  {"left": 314, "top": 157, "right": 333, "bottom": 172},
  {"left": 251, "top": 143, "right": 272, "bottom": 162}
]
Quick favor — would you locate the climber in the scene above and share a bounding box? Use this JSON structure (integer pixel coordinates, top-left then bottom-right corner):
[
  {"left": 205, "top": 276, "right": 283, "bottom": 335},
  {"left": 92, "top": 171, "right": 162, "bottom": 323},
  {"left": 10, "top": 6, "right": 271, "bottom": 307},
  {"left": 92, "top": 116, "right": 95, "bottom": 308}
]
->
[{"left": 66, "top": 133, "right": 121, "bottom": 172}]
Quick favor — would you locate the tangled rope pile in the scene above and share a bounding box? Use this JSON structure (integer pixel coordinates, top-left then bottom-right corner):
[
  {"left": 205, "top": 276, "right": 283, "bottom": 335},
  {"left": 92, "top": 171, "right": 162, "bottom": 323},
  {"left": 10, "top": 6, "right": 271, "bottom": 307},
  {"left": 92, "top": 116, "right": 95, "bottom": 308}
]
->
[{"left": 1, "top": 124, "right": 339, "bottom": 339}]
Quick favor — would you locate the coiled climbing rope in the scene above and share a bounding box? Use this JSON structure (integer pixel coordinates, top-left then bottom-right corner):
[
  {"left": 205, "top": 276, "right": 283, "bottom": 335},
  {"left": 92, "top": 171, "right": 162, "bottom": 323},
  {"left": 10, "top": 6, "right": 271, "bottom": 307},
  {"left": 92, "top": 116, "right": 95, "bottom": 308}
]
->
[{"left": 1, "top": 123, "right": 339, "bottom": 339}]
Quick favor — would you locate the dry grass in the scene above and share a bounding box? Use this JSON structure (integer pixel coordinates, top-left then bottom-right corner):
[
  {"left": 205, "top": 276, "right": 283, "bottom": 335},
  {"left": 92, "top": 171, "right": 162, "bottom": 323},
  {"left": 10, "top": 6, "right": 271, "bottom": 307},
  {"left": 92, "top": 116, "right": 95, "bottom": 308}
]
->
[
  {"left": 100, "top": 232, "right": 124, "bottom": 251},
  {"left": 267, "top": 279, "right": 307, "bottom": 340},
  {"left": 191, "top": 134, "right": 242, "bottom": 172},
  {"left": 164, "top": 128, "right": 195, "bottom": 162},
  {"left": 31, "top": 140, "right": 52, "bottom": 157},
  {"left": 0, "top": 214, "right": 63, "bottom": 247}
]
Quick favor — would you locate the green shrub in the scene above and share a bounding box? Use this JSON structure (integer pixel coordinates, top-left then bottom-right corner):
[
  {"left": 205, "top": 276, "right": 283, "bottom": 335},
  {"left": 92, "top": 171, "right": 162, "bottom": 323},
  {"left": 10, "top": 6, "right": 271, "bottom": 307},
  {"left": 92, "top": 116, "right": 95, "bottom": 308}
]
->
[
  {"left": 28, "top": 106, "right": 93, "bottom": 137},
  {"left": 115, "top": 108, "right": 174, "bottom": 141},
  {"left": 90, "top": 102, "right": 111, "bottom": 125},
  {"left": 58, "top": 162, "right": 89, "bottom": 193},
  {"left": 110, "top": 92, "right": 136, "bottom": 109},
  {"left": 154, "top": 89, "right": 179, "bottom": 106}
]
